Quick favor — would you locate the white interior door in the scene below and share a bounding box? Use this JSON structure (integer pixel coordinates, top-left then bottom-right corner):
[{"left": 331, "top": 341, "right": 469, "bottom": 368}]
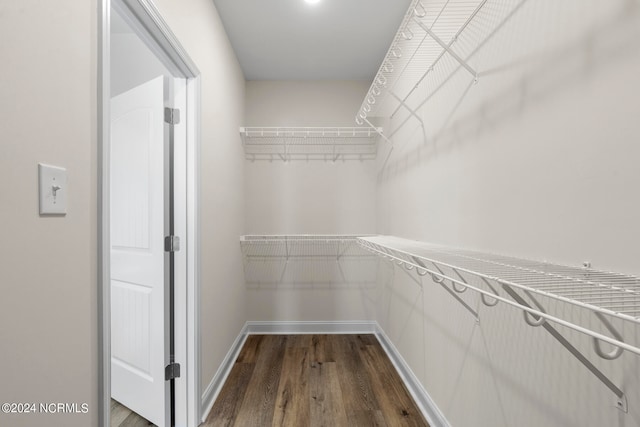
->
[{"left": 110, "top": 75, "right": 169, "bottom": 427}]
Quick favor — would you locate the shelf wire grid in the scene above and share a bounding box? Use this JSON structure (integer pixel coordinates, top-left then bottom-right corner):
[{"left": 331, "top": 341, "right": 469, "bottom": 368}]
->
[
  {"left": 240, "top": 127, "right": 380, "bottom": 160},
  {"left": 240, "top": 235, "right": 378, "bottom": 285},
  {"left": 357, "top": 0, "right": 539, "bottom": 131},
  {"left": 240, "top": 235, "right": 374, "bottom": 259},
  {"left": 358, "top": 0, "right": 488, "bottom": 121},
  {"left": 358, "top": 235, "right": 640, "bottom": 356}
]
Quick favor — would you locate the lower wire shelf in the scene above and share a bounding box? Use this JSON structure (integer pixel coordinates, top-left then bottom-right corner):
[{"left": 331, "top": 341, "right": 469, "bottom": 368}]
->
[
  {"left": 357, "top": 235, "right": 640, "bottom": 412},
  {"left": 357, "top": 235, "right": 640, "bottom": 356},
  {"left": 239, "top": 235, "right": 377, "bottom": 285}
]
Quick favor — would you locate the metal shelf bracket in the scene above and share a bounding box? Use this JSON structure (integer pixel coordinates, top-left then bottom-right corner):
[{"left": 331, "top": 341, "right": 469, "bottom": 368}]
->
[
  {"left": 503, "top": 285, "right": 628, "bottom": 413},
  {"left": 412, "top": 17, "right": 478, "bottom": 80}
]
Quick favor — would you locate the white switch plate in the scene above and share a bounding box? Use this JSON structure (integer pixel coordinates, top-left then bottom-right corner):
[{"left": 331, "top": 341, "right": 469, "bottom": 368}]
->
[{"left": 38, "top": 163, "right": 67, "bottom": 215}]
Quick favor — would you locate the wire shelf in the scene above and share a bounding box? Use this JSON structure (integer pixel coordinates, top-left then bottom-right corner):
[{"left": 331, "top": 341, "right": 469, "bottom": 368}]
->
[
  {"left": 356, "top": 0, "right": 515, "bottom": 130},
  {"left": 358, "top": 236, "right": 640, "bottom": 358},
  {"left": 240, "top": 235, "right": 378, "bottom": 285},
  {"left": 240, "top": 235, "right": 374, "bottom": 258},
  {"left": 240, "top": 127, "right": 382, "bottom": 161}
]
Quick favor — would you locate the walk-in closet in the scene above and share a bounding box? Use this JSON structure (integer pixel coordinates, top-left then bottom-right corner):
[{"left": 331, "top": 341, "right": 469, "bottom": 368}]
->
[
  {"left": 2, "top": 0, "right": 639, "bottom": 426},
  {"left": 217, "top": 0, "right": 640, "bottom": 425}
]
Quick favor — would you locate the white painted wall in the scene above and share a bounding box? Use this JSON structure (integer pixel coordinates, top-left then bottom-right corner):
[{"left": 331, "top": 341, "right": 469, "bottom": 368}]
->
[
  {"left": 244, "top": 81, "right": 379, "bottom": 321},
  {"left": 245, "top": 81, "right": 376, "bottom": 235},
  {"left": 244, "top": 161, "right": 376, "bottom": 235},
  {"left": 0, "top": 1, "right": 98, "bottom": 426},
  {"left": 146, "top": 0, "right": 247, "bottom": 408},
  {"left": 375, "top": 1, "right": 640, "bottom": 426}
]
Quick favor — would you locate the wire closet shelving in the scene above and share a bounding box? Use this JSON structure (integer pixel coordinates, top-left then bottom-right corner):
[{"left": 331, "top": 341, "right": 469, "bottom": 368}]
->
[
  {"left": 355, "top": 0, "right": 505, "bottom": 135},
  {"left": 240, "top": 127, "right": 383, "bottom": 162},
  {"left": 240, "top": 235, "right": 372, "bottom": 258},
  {"left": 239, "top": 235, "right": 377, "bottom": 285},
  {"left": 358, "top": 235, "right": 640, "bottom": 411}
]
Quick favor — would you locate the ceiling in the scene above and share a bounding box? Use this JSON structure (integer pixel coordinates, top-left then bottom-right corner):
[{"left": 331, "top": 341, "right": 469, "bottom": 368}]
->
[{"left": 212, "top": 0, "right": 411, "bottom": 81}]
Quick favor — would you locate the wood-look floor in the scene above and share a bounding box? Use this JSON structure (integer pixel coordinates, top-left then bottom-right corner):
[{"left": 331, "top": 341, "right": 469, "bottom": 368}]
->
[
  {"left": 111, "top": 399, "right": 155, "bottom": 427},
  {"left": 204, "top": 334, "right": 429, "bottom": 427}
]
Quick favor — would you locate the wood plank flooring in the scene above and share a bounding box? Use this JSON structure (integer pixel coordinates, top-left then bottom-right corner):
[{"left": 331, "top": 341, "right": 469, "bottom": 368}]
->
[
  {"left": 204, "top": 334, "right": 429, "bottom": 427},
  {"left": 111, "top": 399, "right": 155, "bottom": 427}
]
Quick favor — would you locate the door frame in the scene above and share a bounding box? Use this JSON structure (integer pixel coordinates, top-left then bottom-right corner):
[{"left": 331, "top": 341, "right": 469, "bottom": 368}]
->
[{"left": 98, "top": 1, "right": 201, "bottom": 426}]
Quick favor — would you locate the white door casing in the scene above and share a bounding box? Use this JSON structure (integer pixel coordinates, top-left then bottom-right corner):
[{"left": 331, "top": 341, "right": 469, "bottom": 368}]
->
[
  {"left": 110, "top": 75, "right": 169, "bottom": 427},
  {"left": 102, "top": 1, "right": 201, "bottom": 425}
]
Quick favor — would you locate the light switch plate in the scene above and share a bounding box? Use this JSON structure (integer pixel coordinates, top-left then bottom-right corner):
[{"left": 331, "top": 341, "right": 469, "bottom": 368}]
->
[{"left": 38, "top": 163, "right": 67, "bottom": 215}]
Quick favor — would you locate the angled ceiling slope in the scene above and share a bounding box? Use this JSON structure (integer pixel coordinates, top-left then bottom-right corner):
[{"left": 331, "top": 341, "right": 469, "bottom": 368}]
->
[{"left": 213, "top": 0, "right": 412, "bottom": 81}]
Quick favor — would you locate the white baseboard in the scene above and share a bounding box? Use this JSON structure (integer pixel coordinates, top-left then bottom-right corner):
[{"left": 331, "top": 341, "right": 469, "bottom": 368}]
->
[
  {"left": 200, "top": 323, "right": 249, "bottom": 423},
  {"left": 200, "top": 320, "right": 449, "bottom": 427},
  {"left": 245, "top": 320, "right": 378, "bottom": 335},
  {"left": 374, "top": 325, "right": 451, "bottom": 427}
]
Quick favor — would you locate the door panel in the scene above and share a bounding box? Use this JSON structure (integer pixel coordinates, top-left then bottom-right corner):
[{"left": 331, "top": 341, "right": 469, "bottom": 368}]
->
[
  {"left": 110, "top": 75, "right": 168, "bottom": 427},
  {"left": 111, "top": 108, "right": 151, "bottom": 250},
  {"left": 111, "top": 280, "right": 152, "bottom": 377}
]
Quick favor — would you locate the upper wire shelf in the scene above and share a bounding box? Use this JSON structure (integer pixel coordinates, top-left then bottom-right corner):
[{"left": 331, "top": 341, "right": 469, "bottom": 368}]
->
[
  {"left": 356, "top": 0, "right": 492, "bottom": 128},
  {"left": 240, "top": 127, "right": 382, "bottom": 162},
  {"left": 358, "top": 236, "right": 640, "bottom": 357}
]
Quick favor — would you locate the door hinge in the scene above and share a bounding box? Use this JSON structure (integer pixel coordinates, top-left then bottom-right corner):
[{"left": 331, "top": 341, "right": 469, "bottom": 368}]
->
[
  {"left": 164, "top": 107, "right": 181, "bottom": 125},
  {"left": 164, "top": 235, "right": 181, "bottom": 252},
  {"left": 165, "top": 363, "right": 181, "bottom": 381}
]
